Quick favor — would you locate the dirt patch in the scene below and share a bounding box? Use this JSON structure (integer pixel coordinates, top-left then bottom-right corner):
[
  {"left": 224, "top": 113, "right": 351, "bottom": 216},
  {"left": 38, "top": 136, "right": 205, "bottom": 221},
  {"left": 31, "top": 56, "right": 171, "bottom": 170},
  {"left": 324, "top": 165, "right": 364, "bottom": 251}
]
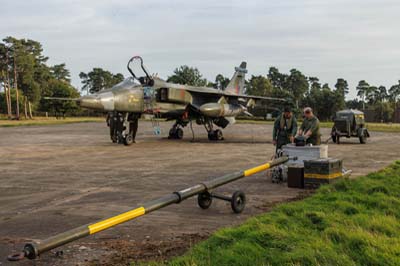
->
[
  {"left": 0, "top": 121, "right": 399, "bottom": 265},
  {"left": 86, "top": 233, "right": 208, "bottom": 266}
]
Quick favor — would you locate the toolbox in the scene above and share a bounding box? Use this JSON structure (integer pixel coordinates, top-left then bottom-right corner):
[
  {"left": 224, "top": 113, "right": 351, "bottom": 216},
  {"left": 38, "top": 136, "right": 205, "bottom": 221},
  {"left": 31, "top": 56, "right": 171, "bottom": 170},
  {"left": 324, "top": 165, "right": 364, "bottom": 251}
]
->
[
  {"left": 282, "top": 144, "right": 328, "bottom": 167},
  {"left": 287, "top": 165, "right": 304, "bottom": 188},
  {"left": 303, "top": 158, "right": 343, "bottom": 188}
]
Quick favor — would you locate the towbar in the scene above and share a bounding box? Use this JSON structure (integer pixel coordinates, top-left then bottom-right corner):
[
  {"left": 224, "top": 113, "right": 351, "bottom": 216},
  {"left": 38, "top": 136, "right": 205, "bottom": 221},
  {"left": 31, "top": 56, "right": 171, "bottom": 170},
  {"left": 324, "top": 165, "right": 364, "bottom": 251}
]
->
[{"left": 8, "top": 156, "right": 288, "bottom": 261}]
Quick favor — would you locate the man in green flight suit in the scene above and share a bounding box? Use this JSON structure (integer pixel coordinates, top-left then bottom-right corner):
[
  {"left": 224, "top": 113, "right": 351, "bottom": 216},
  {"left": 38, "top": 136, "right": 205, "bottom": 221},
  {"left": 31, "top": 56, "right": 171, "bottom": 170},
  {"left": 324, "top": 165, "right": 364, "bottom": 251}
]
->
[
  {"left": 297, "top": 107, "right": 321, "bottom": 145},
  {"left": 272, "top": 106, "right": 298, "bottom": 150}
]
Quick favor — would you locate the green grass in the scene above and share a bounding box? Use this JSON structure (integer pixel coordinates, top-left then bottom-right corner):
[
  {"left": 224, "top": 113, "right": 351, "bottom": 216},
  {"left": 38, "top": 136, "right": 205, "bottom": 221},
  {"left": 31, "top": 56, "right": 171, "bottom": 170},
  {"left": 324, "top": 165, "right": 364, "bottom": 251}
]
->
[
  {"left": 164, "top": 161, "right": 400, "bottom": 266},
  {"left": 0, "top": 117, "right": 104, "bottom": 127}
]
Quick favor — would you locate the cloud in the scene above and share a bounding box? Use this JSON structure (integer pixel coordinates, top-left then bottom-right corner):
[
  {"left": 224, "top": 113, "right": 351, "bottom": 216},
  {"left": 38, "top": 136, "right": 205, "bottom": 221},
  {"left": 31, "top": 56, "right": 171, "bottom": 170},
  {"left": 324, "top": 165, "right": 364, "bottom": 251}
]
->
[{"left": 1, "top": 0, "right": 399, "bottom": 98}]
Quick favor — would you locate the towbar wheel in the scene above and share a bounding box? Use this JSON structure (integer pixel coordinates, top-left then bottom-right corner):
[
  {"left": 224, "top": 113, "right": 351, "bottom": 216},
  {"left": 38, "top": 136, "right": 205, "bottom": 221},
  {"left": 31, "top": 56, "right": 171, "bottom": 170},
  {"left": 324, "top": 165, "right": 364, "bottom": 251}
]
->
[
  {"left": 7, "top": 252, "right": 25, "bottom": 261},
  {"left": 231, "top": 190, "right": 246, "bottom": 213},
  {"left": 197, "top": 191, "right": 213, "bottom": 209}
]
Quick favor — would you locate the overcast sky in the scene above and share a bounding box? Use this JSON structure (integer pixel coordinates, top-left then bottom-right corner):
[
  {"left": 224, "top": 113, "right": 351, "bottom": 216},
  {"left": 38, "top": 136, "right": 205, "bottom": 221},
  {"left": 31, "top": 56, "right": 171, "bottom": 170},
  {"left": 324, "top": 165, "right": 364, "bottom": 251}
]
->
[{"left": 1, "top": 0, "right": 399, "bottom": 99}]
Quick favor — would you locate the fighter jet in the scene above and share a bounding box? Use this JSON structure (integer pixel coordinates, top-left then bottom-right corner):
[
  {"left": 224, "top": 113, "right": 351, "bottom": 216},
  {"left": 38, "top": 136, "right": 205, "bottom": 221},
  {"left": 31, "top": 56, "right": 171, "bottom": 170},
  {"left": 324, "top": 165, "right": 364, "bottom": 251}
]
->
[{"left": 47, "top": 56, "right": 284, "bottom": 145}]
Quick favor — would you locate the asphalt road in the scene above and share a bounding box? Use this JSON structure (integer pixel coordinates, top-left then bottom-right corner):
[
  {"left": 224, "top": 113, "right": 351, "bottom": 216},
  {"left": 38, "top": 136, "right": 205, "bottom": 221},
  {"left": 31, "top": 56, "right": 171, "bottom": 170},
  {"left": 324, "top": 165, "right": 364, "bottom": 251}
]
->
[{"left": 0, "top": 121, "right": 399, "bottom": 265}]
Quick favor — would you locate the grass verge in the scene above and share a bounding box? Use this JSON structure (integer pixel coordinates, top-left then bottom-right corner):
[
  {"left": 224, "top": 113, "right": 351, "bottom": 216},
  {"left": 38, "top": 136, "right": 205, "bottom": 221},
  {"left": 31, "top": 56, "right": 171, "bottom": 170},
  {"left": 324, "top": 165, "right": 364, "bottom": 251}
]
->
[
  {"left": 0, "top": 117, "right": 104, "bottom": 127},
  {"left": 164, "top": 161, "right": 400, "bottom": 266},
  {"left": 237, "top": 119, "right": 400, "bottom": 133}
]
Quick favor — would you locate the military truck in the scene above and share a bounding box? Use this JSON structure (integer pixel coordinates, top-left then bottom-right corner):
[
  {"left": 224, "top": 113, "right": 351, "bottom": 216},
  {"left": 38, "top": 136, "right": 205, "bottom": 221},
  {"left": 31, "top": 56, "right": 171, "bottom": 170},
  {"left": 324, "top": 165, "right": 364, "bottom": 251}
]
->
[{"left": 331, "top": 109, "right": 370, "bottom": 144}]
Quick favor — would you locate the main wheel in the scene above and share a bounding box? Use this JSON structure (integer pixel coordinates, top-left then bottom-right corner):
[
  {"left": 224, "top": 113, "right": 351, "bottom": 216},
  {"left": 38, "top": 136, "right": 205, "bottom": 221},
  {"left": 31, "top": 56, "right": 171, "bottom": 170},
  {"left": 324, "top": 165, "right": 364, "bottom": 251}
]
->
[
  {"left": 208, "top": 131, "right": 216, "bottom": 141},
  {"left": 175, "top": 128, "right": 183, "bottom": 139},
  {"left": 231, "top": 190, "right": 246, "bottom": 213},
  {"left": 168, "top": 128, "right": 176, "bottom": 139},
  {"left": 197, "top": 191, "right": 213, "bottom": 209},
  {"left": 123, "top": 134, "right": 134, "bottom": 145},
  {"left": 214, "top": 129, "right": 224, "bottom": 140}
]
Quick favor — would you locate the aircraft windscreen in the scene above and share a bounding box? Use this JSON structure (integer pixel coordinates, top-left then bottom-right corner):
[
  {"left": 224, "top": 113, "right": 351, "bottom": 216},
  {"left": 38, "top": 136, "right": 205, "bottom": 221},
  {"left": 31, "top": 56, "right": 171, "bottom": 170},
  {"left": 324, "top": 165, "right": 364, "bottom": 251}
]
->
[{"left": 112, "top": 77, "right": 138, "bottom": 91}]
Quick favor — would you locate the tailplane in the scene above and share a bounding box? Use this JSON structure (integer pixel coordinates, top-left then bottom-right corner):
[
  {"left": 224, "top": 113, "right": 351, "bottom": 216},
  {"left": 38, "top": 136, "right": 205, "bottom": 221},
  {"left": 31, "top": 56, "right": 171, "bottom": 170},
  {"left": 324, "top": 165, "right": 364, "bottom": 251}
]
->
[{"left": 225, "top": 62, "right": 247, "bottom": 95}]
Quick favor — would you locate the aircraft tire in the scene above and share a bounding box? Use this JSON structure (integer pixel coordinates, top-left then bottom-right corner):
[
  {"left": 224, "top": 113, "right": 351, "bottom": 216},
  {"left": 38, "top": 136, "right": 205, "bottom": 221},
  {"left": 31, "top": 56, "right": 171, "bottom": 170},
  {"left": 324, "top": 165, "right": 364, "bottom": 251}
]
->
[
  {"left": 123, "top": 134, "right": 134, "bottom": 145},
  {"left": 176, "top": 128, "right": 183, "bottom": 139},
  {"left": 215, "top": 129, "right": 224, "bottom": 140},
  {"left": 168, "top": 128, "right": 176, "bottom": 139},
  {"left": 208, "top": 131, "right": 216, "bottom": 141}
]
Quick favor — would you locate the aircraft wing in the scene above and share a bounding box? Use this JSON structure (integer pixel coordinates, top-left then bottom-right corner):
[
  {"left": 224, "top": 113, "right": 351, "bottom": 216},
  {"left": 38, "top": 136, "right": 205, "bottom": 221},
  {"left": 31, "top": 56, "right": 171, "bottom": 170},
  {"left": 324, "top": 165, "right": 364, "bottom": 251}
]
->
[
  {"left": 158, "top": 81, "right": 286, "bottom": 102},
  {"left": 154, "top": 75, "right": 286, "bottom": 102},
  {"left": 182, "top": 86, "right": 286, "bottom": 102}
]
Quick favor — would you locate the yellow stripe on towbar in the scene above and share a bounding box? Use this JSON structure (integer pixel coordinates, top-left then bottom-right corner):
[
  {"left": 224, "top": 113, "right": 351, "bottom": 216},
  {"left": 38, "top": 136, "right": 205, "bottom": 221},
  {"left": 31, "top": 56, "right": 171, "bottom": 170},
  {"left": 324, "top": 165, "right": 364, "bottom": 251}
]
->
[
  {"left": 244, "top": 163, "right": 270, "bottom": 177},
  {"left": 88, "top": 207, "right": 145, "bottom": 234}
]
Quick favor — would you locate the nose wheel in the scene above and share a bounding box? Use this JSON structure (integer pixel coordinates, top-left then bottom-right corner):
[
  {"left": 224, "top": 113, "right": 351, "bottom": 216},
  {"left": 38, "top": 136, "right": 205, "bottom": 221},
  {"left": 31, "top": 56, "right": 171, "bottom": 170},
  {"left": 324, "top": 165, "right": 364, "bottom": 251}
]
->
[
  {"left": 123, "top": 133, "right": 134, "bottom": 145},
  {"left": 197, "top": 190, "right": 246, "bottom": 213}
]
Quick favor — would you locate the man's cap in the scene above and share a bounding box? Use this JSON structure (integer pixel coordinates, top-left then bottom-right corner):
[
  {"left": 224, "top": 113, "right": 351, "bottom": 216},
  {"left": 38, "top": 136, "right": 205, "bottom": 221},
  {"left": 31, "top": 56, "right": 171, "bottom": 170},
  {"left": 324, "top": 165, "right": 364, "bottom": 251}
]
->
[
  {"left": 283, "top": 106, "right": 291, "bottom": 113},
  {"left": 303, "top": 107, "right": 312, "bottom": 114}
]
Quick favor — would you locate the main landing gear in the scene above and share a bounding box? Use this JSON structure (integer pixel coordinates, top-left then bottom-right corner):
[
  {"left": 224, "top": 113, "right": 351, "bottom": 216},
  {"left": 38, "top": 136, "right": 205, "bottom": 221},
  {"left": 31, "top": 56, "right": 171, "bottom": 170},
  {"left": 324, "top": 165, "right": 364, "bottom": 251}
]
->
[
  {"left": 168, "top": 117, "right": 225, "bottom": 141},
  {"left": 107, "top": 112, "right": 139, "bottom": 145},
  {"left": 168, "top": 123, "right": 184, "bottom": 139},
  {"left": 204, "top": 119, "right": 224, "bottom": 141}
]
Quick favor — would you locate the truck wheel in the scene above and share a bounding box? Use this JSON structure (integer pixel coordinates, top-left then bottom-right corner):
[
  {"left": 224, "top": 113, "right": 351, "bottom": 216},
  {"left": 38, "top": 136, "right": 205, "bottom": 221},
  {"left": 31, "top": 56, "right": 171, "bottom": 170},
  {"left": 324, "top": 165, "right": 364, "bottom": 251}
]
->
[
  {"left": 231, "top": 190, "right": 246, "bottom": 213},
  {"left": 198, "top": 192, "right": 212, "bottom": 209}
]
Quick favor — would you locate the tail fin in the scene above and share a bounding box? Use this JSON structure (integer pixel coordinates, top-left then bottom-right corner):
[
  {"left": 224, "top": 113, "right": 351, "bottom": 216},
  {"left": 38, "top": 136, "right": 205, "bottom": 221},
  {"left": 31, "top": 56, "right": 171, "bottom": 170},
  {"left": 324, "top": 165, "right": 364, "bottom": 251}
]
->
[{"left": 225, "top": 62, "right": 247, "bottom": 95}]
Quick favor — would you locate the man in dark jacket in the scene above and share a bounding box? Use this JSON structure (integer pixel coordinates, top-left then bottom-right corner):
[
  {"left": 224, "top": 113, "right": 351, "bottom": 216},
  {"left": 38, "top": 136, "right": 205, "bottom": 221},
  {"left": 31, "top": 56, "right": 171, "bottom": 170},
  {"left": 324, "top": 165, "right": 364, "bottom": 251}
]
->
[{"left": 272, "top": 107, "right": 298, "bottom": 150}]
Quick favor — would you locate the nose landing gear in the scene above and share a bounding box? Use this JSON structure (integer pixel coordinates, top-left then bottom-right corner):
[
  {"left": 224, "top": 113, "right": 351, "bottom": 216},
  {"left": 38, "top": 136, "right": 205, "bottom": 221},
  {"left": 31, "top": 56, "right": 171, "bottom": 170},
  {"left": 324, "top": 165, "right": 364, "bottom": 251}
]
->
[
  {"left": 168, "top": 123, "right": 184, "bottom": 139},
  {"left": 107, "top": 112, "right": 139, "bottom": 145}
]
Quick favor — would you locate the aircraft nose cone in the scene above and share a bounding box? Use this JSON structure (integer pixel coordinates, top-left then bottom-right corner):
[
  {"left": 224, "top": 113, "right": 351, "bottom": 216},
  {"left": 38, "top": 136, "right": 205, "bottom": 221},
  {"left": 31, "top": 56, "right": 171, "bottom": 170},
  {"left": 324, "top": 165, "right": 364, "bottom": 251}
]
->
[
  {"left": 79, "top": 91, "right": 115, "bottom": 111},
  {"left": 78, "top": 95, "right": 103, "bottom": 110}
]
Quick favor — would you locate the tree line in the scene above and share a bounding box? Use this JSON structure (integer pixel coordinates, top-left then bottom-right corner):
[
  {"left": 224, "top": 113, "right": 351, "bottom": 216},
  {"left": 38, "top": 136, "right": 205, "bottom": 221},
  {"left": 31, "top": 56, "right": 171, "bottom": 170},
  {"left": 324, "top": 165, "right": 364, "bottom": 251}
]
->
[
  {"left": 0, "top": 37, "right": 81, "bottom": 118},
  {"left": 1, "top": 36, "right": 399, "bottom": 121},
  {"left": 167, "top": 66, "right": 400, "bottom": 122}
]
